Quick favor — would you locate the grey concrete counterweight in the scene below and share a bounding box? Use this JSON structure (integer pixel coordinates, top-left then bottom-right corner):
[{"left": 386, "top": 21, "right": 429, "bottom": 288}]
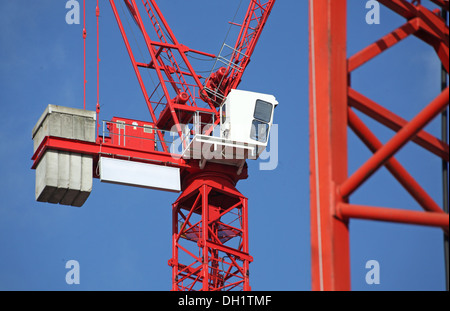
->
[{"left": 32, "top": 105, "right": 96, "bottom": 207}]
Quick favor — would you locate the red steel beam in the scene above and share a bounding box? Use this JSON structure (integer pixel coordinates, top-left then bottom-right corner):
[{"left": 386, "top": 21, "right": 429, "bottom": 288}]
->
[
  {"left": 109, "top": 0, "right": 169, "bottom": 153},
  {"left": 201, "top": 184, "right": 210, "bottom": 290},
  {"left": 171, "top": 177, "right": 250, "bottom": 291},
  {"left": 310, "top": 0, "right": 449, "bottom": 291},
  {"left": 348, "top": 18, "right": 419, "bottom": 72},
  {"left": 348, "top": 107, "right": 444, "bottom": 215},
  {"left": 242, "top": 197, "right": 250, "bottom": 288},
  {"left": 309, "top": 0, "right": 350, "bottom": 291},
  {"left": 375, "top": 0, "right": 449, "bottom": 73},
  {"left": 227, "top": 0, "right": 276, "bottom": 93},
  {"left": 143, "top": 0, "right": 218, "bottom": 113},
  {"left": 348, "top": 88, "right": 449, "bottom": 161},
  {"left": 204, "top": 241, "right": 253, "bottom": 264},
  {"left": 416, "top": 5, "right": 449, "bottom": 43},
  {"left": 377, "top": 0, "right": 418, "bottom": 19},
  {"left": 348, "top": 8, "right": 449, "bottom": 73},
  {"left": 128, "top": 0, "right": 184, "bottom": 140},
  {"left": 340, "top": 87, "right": 449, "bottom": 198},
  {"left": 338, "top": 203, "right": 449, "bottom": 230},
  {"left": 351, "top": 1, "right": 449, "bottom": 73},
  {"left": 31, "top": 136, "right": 187, "bottom": 170},
  {"left": 430, "top": 0, "right": 449, "bottom": 10},
  {"left": 415, "top": 6, "right": 449, "bottom": 72}
]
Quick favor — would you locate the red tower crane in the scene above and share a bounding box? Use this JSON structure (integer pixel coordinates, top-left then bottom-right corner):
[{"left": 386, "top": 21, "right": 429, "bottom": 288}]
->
[{"left": 32, "top": 0, "right": 276, "bottom": 291}]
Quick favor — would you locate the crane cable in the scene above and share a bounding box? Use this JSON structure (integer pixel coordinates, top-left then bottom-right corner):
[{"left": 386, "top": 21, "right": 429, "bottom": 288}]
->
[
  {"left": 221, "top": 0, "right": 244, "bottom": 51},
  {"left": 83, "top": 0, "right": 86, "bottom": 110},
  {"left": 96, "top": 0, "right": 100, "bottom": 138},
  {"left": 119, "top": 0, "right": 161, "bottom": 100},
  {"left": 82, "top": 0, "right": 100, "bottom": 138},
  {"left": 83, "top": 0, "right": 100, "bottom": 135}
]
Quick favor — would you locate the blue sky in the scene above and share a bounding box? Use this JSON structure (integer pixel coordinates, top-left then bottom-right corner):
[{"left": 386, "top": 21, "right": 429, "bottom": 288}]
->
[{"left": 0, "top": 0, "right": 447, "bottom": 291}]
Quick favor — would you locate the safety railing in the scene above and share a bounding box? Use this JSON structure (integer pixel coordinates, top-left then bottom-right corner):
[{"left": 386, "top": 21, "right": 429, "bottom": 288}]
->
[
  {"left": 99, "top": 115, "right": 220, "bottom": 158},
  {"left": 149, "top": 80, "right": 211, "bottom": 119},
  {"left": 178, "top": 110, "right": 220, "bottom": 156},
  {"left": 99, "top": 120, "right": 178, "bottom": 154},
  {"left": 202, "top": 43, "right": 248, "bottom": 106}
]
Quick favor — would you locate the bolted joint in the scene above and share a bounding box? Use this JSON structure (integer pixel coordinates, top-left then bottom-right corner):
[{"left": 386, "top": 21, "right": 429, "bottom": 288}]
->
[
  {"left": 168, "top": 258, "right": 176, "bottom": 267},
  {"left": 197, "top": 240, "right": 205, "bottom": 248}
]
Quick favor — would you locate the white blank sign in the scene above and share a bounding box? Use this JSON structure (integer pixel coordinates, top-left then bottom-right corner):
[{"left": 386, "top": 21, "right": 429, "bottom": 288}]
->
[{"left": 99, "top": 157, "right": 181, "bottom": 192}]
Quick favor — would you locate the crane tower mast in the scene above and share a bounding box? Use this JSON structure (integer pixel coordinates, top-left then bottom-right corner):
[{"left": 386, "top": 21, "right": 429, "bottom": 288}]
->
[{"left": 309, "top": 0, "right": 449, "bottom": 290}]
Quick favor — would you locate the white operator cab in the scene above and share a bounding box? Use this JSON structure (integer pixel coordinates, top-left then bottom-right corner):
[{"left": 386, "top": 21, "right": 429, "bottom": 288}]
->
[
  {"left": 220, "top": 89, "right": 278, "bottom": 156},
  {"left": 182, "top": 89, "right": 278, "bottom": 173}
]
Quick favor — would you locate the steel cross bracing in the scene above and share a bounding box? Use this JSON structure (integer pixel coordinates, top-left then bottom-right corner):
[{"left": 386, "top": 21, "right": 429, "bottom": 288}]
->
[
  {"left": 32, "top": 0, "right": 276, "bottom": 291},
  {"left": 309, "top": 0, "right": 449, "bottom": 290},
  {"left": 170, "top": 164, "right": 251, "bottom": 291}
]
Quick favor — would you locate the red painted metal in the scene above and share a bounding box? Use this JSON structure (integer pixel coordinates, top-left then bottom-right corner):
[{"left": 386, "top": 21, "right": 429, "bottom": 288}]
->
[
  {"left": 309, "top": 0, "right": 350, "bottom": 291},
  {"left": 310, "top": 0, "right": 449, "bottom": 290},
  {"left": 108, "top": 0, "right": 276, "bottom": 139},
  {"left": 31, "top": 136, "right": 187, "bottom": 171},
  {"left": 430, "top": 0, "right": 449, "bottom": 10},
  {"left": 32, "top": 136, "right": 254, "bottom": 292},
  {"left": 106, "top": 0, "right": 276, "bottom": 291},
  {"left": 107, "top": 117, "right": 156, "bottom": 151},
  {"left": 109, "top": 0, "right": 170, "bottom": 153},
  {"left": 341, "top": 87, "right": 449, "bottom": 198},
  {"left": 32, "top": 0, "right": 276, "bottom": 291},
  {"left": 348, "top": 88, "right": 449, "bottom": 161},
  {"left": 348, "top": 108, "right": 445, "bottom": 215},
  {"left": 218, "top": 0, "right": 276, "bottom": 99},
  {"left": 348, "top": 19, "right": 420, "bottom": 72},
  {"left": 338, "top": 203, "right": 450, "bottom": 229},
  {"left": 170, "top": 164, "right": 250, "bottom": 291}
]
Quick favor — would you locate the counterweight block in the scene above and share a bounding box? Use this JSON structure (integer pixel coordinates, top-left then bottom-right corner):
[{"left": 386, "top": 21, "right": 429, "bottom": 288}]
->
[{"left": 32, "top": 105, "right": 96, "bottom": 207}]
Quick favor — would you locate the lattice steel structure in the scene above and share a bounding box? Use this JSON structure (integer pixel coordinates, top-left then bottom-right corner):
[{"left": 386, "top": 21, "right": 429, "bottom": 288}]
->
[
  {"left": 309, "top": 0, "right": 449, "bottom": 290},
  {"left": 33, "top": 0, "right": 276, "bottom": 291}
]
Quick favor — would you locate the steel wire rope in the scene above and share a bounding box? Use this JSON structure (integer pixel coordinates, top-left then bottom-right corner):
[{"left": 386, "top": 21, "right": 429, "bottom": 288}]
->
[
  {"left": 221, "top": 0, "right": 244, "bottom": 54},
  {"left": 203, "top": 0, "right": 244, "bottom": 87},
  {"left": 83, "top": 0, "right": 86, "bottom": 110},
  {"left": 119, "top": 0, "right": 162, "bottom": 101},
  {"left": 160, "top": 53, "right": 212, "bottom": 75},
  {"left": 186, "top": 53, "right": 215, "bottom": 62}
]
